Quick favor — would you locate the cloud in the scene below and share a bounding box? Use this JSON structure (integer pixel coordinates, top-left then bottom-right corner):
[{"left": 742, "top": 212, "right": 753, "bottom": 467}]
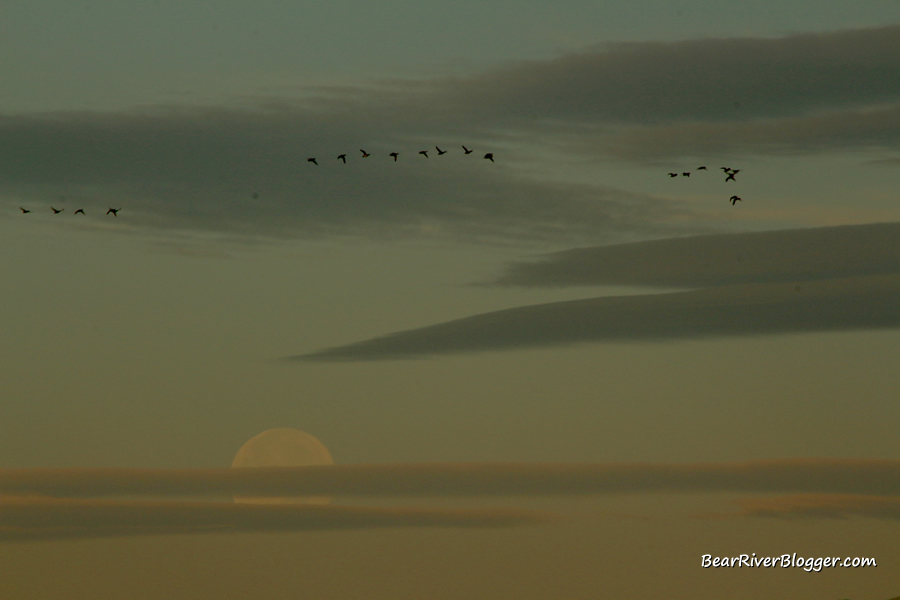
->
[
  {"left": 604, "top": 104, "right": 900, "bottom": 161},
  {"left": 3, "top": 459, "right": 900, "bottom": 498},
  {"left": 491, "top": 222, "right": 900, "bottom": 288},
  {"left": 0, "top": 106, "right": 692, "bottom": 243},
  {"left": 445, "top": 25, "right": 900, "bottom": 124},
  {"left": 0, "top": 495, "right": 548, "bottom": 542},
  {"left": 296, "top": 274, "right": 900, "bottom": 360},
  {"left": 733, "top": 494, "right": 900, "bottom": 521}
]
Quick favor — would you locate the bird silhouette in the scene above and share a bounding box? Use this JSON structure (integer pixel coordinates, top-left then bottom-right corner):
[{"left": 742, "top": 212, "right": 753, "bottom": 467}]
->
[
  {"left": 337, "top": 154, "right": 347, "bottom": 163},
  {"left": 436, "top": 146, "right": 447, "bottom": 155},
  {"left": 668, "top": 173, "right": 678, "bottom": 177},
  {"left": 360, "top": 149, "right": 370, "bottom": 157},
  {"left": 730, "top": 196, "right": 741, "bottom": 205},
  {"left": 107, "top": 208, "right": 120, "bottom": 216},
  {"left": 484, "top": 153, "right": 494, "bottom": 162},
  {"left": 462, "top": 145, "right": 473, "bottom": 154},
  {"left": 20, "top": 207, "right": 30, "bottom": 213},
  {"left": 308, "top": 158, "right": 318, "bottom": 165},
  {"left": 725, "top": 172, "right": 736, "bottom": 182},
  {"left": 720, "top": 167, "right": 731, "bottom": 172},
  {"left": 51, "top": 207, "right": 63, "bottom": 214},
  {"left": 419, "top": 150, "right": 429, "bottom": 158},
  {"left": 389, "top": 152, "right": 398, "bottom": 161},
  {"left": 682, "top": 172, "right": 690, "bottom": 177},
  {"left": 74, "top": 208, "right": 85, "bottom": 215},
  {"left": 698, "top": 166, "right": 707, "bottom": 170}
]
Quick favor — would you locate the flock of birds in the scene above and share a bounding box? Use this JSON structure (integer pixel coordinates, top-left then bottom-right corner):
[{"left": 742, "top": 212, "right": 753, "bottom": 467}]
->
[
  {"left": 20, "top": 206, "right": 120, "bottom": 216},
  {"left": 16, "top": 152, "right": 749, "bottom": 216},
  {"left": 667, "top": 165, "right": 744, "bottom": 205},
  {"left": 16, "top": 145, "right": 496, "bottom": 216},
  {"left": 306, "top": 145, "right": 494, "bottom": 165}
]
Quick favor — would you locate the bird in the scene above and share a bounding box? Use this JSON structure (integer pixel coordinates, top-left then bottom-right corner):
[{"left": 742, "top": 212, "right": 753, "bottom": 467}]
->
[
  {"left": 20, "top": 207, "right": 30, "bottom": 213},
  {"left": 462, "top": 145, "right": 473, "bottom": 154},
  {"left": 725, "top": 172, "right": 736, "bottom": 182},
  {"left": 484, "top": 153, "right": 494, "bottom": 162},
  {"left": 337, "top": 154, "right": 347, "bottom": 163},
  {"left": 51, "top": 207, "right": 63, "bottom": 214},
  {"left": 697, "top": 166, "right": 707, "bottom": 170},
  {"left": 307, "top": 158, "right": 318, "bottom": 165},
  {"left": 389, "top": 152, "right": 398, "bottom": 161},
  {"left": 107, "top": 208, "right": 120, "bottom": 216},
  {"left": 682, "top": 172, "right": 690, "bottom": 177},
  {"left": 74, "top": 208, "right": 85, "bottom": 215},
  {"left": 668, "top": 172, "right": 678, "bottom": 177},
  {"left": 730, "top": 196, "right": 741, "bottom": 205},
  {"left": 360, "top": 149, "right": 370, "bottom": 157},
  {"left": 436, "top": 146, "right": 447, "bottom": 155},
  {"left": 419, "top": 150, "right": 428, "bottom": 158}
]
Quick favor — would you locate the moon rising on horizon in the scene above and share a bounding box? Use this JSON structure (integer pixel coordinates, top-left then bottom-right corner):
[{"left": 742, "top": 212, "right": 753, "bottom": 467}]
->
[{"left": 231, "top": 428, "right": 335, "bottom": 505}]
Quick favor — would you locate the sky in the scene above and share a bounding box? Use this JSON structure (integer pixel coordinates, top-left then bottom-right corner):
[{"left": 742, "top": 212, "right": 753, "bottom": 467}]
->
[{"left": 2, "top": 1, "right": 900, "bottom": 598}]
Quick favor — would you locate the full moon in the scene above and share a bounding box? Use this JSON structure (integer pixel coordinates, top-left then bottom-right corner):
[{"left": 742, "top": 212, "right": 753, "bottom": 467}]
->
[{"left": 231, "top": 428, "right": 335, "bottom": 505}]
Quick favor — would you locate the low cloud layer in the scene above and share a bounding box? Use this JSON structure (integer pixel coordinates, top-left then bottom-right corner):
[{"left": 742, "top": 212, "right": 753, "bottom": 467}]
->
[
  {"left": 297, "top": 274, "right": 900, "bottom": 360},
  {"left": 3, "top": 459, "right": 899, "bottom": 498},
  {"left": 492, "top": 222, "right": 900, "bottom": 288},
  {"left": 0, "top": 496, "right": 545, "bottom": 542},
  {"left": 734, "top": 494, "right": 900, "bottom": 521}
]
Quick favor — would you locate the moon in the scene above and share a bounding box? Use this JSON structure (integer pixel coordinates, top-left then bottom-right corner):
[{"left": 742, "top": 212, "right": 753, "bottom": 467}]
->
[{"left": 231, "top": 428, "right": 334, "bottom": 505}]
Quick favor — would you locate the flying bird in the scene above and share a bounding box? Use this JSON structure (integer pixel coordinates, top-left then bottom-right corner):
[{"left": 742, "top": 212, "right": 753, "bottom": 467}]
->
[
  {"left": 484, "top": 153, "right": 494, "bottom": 162},
  {"left": 436, "top": 146, "right": 447, "bottom": 155},
  {"left": 20, "top": 207, "right": 30, "bottom": 213},
  {"left": 668, "top": 172, "right": 678, "bottom": 177},
  {"left": 308, "top": 158, "right": 318, "bottom": 165},
  {"left": 419, "top": 150, "right": 429, "bottom": 158},
  {"left": 720, "top": 167, "right": 731, "bottom": 172},
  {"left": 337, "top": 154, "right": 347, "bottom": 163},
  {"left": 360, "top": 149, "right": 370, "bottom": 157},
  {"left": 389, "top": 152, "right": 399, "bottom": 161},
  {"left": 730, "top": 196, "right": 742, "bottom": 205},
  {"left": 462, "top": 145, "right": 473, "bottom": 154},
  {"left": 697, "top": 166, "right": 707, "bottom": 170},
  {"left": 682, "top": 172, "right": 690, "bottom": 177},
  {"left": 725, "top": 172, "right": 736, "bottom": 182},
  {"left": 51, "top": 207, "right": 63, "bottom": 214},
  {"left": 107, "top": 208, "right": 120, "bottom": 216},
  {"left": 74, "top": 208, "right": 85, "bottom": 215}
]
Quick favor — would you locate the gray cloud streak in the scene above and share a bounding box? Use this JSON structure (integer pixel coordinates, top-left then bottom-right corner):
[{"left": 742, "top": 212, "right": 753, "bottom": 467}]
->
[
  {"left": 296, "top": 274, "right": 900, "bottom": 360},
  {"left": 0, "top": 106, "right": 690, "bottom": 243},
  {"left": 733, "top": 494, "right": 900, "bottom": 521},
  {"left": 0, "top": 496, "right": 546, "bottom": 542},
  {"left": 492, "top": 222, "right": 900, "bottom": 289},
  {"left": 3, "top": 459, "right": 900, "bottom": 498}
]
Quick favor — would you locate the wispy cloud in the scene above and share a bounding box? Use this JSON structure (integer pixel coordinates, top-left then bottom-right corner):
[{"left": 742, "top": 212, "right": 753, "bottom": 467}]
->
[
  {"left": 0, "top": 495, "right": 546, "bottom": 542},
  {"left": 3, "top": 459, "right": 900, "bottom": 498},
  {"left": 0, "top": 105, "right": 692, "bottom": 244},
  {"left": 492, "top": 222, "right": 900, "bottom": 288},
  {"left": 733, "top": 494, "right": 900, "bottom": 521},
  {"left": 296, "top": 274, "right": 900, "bottom": 360}
]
